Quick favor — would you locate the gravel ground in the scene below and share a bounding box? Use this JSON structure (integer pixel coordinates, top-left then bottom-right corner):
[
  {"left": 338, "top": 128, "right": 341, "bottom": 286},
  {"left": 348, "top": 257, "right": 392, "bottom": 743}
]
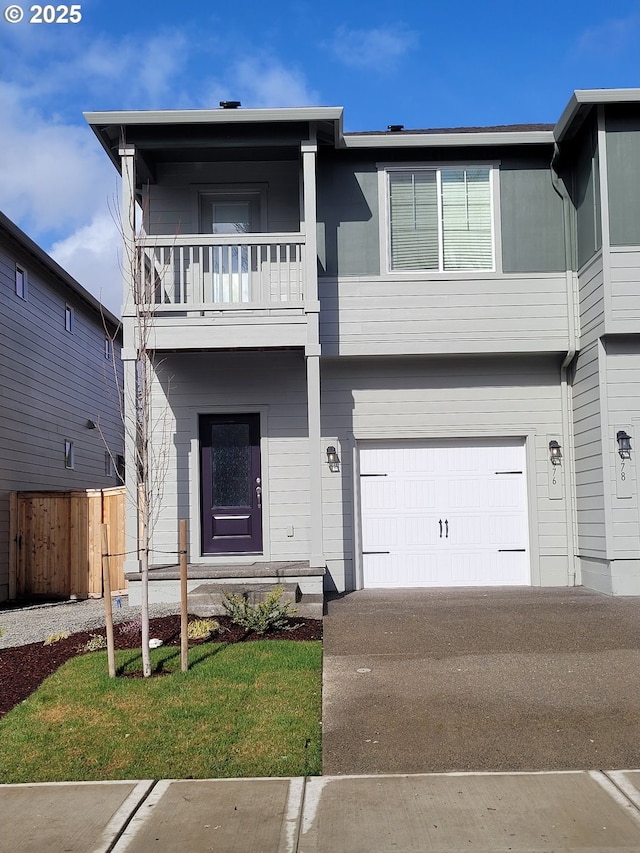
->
[{"left": 0, "top": 597, "right": 182, "bottom": 649}]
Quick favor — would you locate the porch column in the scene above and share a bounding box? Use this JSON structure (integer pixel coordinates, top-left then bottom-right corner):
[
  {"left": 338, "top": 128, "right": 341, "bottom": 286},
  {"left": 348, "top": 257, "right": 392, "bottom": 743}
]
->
[
  {"left": 122, "top": 351, "right": 139, "bottom": 574},
  {"left": 118, "top": 145, "right": 136, "bottom": 312},
  {"left": 119, "top": 145, "right": 139, "bottom": 574},
  {"left": 302, "top": 136, "right": 324, "bottom": 569},
  {"left": 307, "top": 353, "right": 325, "bottom": 568}
]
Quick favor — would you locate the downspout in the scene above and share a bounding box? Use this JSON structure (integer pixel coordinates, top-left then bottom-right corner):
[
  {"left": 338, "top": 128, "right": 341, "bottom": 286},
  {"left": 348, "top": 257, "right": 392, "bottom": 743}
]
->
[{"left": 551, "top": 143, "right": 578, "bottom": 585}]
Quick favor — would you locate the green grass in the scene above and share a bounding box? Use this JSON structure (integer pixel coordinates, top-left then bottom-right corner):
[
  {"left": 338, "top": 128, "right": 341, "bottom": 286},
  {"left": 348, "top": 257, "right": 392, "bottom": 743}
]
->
[{"left": 0, "top": 641, "right": 322, "bottom": 783}]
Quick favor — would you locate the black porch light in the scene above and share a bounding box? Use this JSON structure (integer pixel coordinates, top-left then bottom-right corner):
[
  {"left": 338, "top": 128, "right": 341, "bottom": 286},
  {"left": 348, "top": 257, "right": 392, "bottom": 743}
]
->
[
  {"left": 548, "top": 440, "right": 562, "bottom": 466},
  {"left": 617, "top": 430, "right": 632, "bottom": 459},
  {"left": 326, "top": 446, "right": 340, "bottom": 473}
]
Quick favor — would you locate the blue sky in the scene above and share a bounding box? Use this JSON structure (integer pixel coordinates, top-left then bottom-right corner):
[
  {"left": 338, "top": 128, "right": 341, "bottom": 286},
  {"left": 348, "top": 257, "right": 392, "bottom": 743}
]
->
[{"left": 1, "top": 0, "right": 639, "bottom": 313}]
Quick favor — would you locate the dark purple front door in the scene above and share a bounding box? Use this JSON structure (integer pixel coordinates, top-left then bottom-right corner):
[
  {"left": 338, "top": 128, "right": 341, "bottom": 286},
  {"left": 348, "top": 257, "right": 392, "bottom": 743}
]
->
[{"left": 200, "top": 414, "right": 262, "bottom": 554}]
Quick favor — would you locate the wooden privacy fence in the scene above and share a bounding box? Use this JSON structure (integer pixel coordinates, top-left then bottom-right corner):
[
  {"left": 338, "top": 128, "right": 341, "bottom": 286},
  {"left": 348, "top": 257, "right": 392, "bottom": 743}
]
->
[{"left": 9, "top": 487, "right": 126, "bottom": 600}]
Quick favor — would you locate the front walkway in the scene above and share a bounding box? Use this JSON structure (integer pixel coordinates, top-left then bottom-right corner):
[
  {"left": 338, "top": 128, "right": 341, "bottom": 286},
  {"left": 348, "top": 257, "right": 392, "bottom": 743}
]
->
[{"left": 322, "top": 587, "right": 640, "bottom": 775}]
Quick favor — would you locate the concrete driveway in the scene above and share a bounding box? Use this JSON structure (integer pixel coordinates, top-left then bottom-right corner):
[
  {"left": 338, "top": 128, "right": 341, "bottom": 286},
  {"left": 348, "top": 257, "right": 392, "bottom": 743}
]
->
[{"left": 322, "top": 587, "right": 640, "bottom": 775}]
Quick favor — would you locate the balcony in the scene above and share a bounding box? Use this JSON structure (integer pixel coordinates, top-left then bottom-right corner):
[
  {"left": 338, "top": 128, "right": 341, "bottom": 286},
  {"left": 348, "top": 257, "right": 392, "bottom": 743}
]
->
[{"left": 133, "top": 233, "right": 309, "bottom": 350}]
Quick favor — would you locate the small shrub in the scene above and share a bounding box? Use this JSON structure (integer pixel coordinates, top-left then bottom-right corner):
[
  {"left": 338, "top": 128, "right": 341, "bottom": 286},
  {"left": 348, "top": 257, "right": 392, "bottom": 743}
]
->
[
  {"left": 43, "top": 631, "right": 69, "bottom": 646},
  {"left": 119, "top": 616, "right": 142, "bottom": 637},
  {"left": 83, "top": 634, "right": 108, "bottom": 653},
  {"left": 187, "top": 618, "right": 219, "bottom": 641},
  {"left": 223, "top": 587, "right": 298, "bottom": 634}
]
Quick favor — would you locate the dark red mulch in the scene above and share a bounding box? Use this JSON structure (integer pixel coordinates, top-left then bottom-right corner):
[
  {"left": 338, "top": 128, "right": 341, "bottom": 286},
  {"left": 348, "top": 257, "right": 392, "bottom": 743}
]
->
[{"left": 0, "top": 615, "right": 322, "bottom": 718}]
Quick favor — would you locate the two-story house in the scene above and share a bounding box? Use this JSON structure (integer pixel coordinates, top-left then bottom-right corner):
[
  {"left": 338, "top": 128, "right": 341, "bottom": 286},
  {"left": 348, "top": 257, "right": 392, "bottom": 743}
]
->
[
  {"left": 0, "top": 212, "right": 124, "bottom": 602},
  {"left": 84, "top": 88, "right": 640, "bottom": 607}
]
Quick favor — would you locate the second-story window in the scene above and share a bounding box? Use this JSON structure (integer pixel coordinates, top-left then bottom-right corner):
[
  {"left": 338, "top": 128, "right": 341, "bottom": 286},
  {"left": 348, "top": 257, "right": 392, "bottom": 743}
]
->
[
  {"left": 16, "top": 265, "right": 26, "bottom": 299},
  {"left": 65, "top": 305, "right": 74, "bottom": 333},
  {"left": 385, "top": 166, "right": 495, "bottom": 272}
]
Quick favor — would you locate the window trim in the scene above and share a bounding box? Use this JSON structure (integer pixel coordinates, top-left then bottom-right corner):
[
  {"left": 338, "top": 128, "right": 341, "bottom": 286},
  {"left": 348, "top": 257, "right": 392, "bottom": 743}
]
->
[
  {"left": 378, "top": 161, "right": 502, "bottom": 276},
  {"left": 64, "top": 304, "right": 74, "bottom": 333},
  {"left": 15, "top": 264, "right": 26, "bottom": 299},
  {"left": 191, "top": 183, "right": 268, "bottom": 234},
  {"left": 64, "top": 440, "right": 75, "bottom": 470}
]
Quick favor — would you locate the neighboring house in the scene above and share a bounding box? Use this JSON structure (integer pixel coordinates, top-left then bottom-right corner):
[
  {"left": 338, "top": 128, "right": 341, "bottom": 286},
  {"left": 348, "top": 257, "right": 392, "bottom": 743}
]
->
[
  {"left": 0, "top": 212, "right": 124, "bottom": 602},
  {"left": 84, "top": 87, "right": 640, "bottom": 603}
]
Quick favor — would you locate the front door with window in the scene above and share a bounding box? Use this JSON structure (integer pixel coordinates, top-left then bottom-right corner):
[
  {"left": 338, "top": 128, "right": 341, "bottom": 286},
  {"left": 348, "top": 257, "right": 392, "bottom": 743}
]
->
[{"left": 200, "top": 414, "right": 262, "bottom": 554}]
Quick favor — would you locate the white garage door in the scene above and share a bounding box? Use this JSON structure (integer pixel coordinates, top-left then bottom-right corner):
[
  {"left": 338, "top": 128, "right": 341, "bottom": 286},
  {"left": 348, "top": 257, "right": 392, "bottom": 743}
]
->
[{"left": 360, "top": 439, "right": 530, "bottom": 588}]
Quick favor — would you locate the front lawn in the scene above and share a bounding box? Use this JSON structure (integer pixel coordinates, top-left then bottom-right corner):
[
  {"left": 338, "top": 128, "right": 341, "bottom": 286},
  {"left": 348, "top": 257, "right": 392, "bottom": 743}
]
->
[{"left": 0, "top": 641, "right": 322, "bottom": 783}]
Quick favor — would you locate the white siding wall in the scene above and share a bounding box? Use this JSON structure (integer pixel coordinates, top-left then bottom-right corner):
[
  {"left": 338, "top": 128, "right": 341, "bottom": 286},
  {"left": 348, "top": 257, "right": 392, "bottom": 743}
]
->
[
  {"left": 147, "top": 161, "right": 301, "bottom": 235},
  {"left": 604, "top": 343, "right": 640, "bottom": 560},
  {"left": 320, "top": 355, "right": 569, "bottom": 592},
  {"left": 572, "top": 341, "right": 606, "bottom": 558},
  {"left": 319, "top": 274, "right": 570, "bottom": 356},
  {"left": 609, "top": 248, "right": 640, "bottom": 328},
  {"left": 578, "top": 253, "right": 605, "bottom": 344},
  {"left": 149, "top": 351, "right": 310, "bottom": 565},
  {"left": 0, "top": 243, "right": 123, "bottom": 601}
]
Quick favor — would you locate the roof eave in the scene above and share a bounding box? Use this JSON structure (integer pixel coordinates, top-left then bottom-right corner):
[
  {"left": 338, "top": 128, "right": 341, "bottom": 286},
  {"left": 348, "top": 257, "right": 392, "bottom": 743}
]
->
[
  {"left": 554, "top": 88, "right": 640, "bottom": 142},
  {"left": 84, "top": 106, "right": 343, "bottom": 127},
  {"left": 344, "top": 130, "right": 555, "bottom": 148}
]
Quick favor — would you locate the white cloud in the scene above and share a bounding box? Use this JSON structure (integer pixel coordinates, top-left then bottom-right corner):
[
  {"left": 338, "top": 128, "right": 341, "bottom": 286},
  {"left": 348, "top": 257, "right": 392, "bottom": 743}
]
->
[
  {"left": 200, "top": 58, "right": 320, "bottom": 109},
  {"left": 0, "top": 81, "right": 117, "bottom": 234},
  {"left": 49, "top": 213, "right": 123, "bottom": 317},
  {"left": 574, "top": 13, "right": 640, "bottom": 58},
  {"left": 327, "top": 24, "right": 418, "bottom": 70}
]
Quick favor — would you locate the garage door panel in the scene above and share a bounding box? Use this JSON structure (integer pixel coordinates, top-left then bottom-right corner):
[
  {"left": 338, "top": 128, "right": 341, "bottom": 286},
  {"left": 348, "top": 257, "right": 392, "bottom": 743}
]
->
[
  {"left": 361, "top": 479, "right": 397, "bottom": 511},
  {"left": 360, "top": 440, "right": 530, "bottom": 588}
]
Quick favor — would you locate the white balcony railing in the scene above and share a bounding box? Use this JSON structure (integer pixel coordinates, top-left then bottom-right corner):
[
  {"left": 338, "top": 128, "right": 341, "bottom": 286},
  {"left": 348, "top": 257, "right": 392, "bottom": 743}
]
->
[{"left": 137, "top": 234, "right": 305, "bottom": 309}]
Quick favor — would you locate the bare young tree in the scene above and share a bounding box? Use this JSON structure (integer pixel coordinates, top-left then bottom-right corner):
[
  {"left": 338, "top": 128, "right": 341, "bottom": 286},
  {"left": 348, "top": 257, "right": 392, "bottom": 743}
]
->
[{"left": 102, "top": 174, "right": 172, "bottom": 678}]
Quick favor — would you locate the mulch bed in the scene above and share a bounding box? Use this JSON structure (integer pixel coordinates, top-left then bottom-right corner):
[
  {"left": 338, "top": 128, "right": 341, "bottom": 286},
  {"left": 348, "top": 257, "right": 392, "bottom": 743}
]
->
[{"left": 0, "top": 615, "right": 322, "bottom": 718}]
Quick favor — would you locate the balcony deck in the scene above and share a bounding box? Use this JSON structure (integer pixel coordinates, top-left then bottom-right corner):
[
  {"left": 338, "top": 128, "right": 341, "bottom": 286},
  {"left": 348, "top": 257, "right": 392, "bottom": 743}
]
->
[{"left": 131, "top": 233, "right": 310, "bottom": 350}]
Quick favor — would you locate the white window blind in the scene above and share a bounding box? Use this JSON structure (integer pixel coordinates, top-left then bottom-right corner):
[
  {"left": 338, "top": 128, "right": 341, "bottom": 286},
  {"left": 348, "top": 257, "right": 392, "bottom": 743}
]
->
[
  {"left": 388, "top": 167, "right": 494, "bottom": 271},
  {"left": 441, "top": 168, "right": 492, "bottom": 269},
  {"left": 389, "top": 171, "right": 438, "bottom": 270}
]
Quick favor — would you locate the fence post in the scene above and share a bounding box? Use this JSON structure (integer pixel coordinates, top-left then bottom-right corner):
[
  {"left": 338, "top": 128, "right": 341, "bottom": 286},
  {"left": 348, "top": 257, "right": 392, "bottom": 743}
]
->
[
  {"left": 180, "top": 520, "right": 188, "bottom": 672},
  {"left": 101, "top": 524, "right": 116, "bottom": 678},
  {"left": 8, "top": 492, "right": 17, "bottom": 600}
]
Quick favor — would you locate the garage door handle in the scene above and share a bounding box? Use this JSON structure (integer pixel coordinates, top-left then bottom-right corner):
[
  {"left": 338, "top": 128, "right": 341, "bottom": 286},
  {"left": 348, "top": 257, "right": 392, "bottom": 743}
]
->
[
  {"left": 445, "top": 519, "right": 449, "bottom": 538},
  {"left": 439, "top": 519, "right": 443, "bottom": 538},
  {"left": 363, "top": 551, "right": 390, "bottom": 555},
  {"left": 498, "top": 549, "right": 526, "bottom": 552}
]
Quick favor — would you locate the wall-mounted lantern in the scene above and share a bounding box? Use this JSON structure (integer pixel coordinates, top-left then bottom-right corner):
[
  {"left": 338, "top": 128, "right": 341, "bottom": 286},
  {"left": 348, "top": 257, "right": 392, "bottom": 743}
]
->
[
  {"left": 326, "top": 446, "right": 340, "bottom": 473},
  {"left": 548, "top": 440, "right": 562, "bottom": 466},
  {"left": 617, "top": 430, "right": 632, "bottom": 459}
]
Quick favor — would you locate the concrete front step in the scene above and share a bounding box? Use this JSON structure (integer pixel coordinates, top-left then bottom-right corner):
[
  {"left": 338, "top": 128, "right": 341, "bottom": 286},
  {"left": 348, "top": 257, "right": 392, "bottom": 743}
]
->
[{"left": 126, "top": 561, "right": 325, "bottom": 618}]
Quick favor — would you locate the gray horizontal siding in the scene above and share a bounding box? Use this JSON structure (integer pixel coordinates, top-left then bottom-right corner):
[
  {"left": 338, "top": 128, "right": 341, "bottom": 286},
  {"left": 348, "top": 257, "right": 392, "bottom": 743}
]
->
[
  {"left": 0, "top": 241, "right": 124, "bottom": 601},
  {"left": 606, "top": 110, "right": 640, "bottom": 247},
  {"left": 608, "top": 248, "right": 640, "bottom": 329},
  {"left": 319, "top": 274, "right": 570, "bottom": 356},
  {"left": 571, "top": 341, "right": 605, "bottom": 558},
  {"left": 500, "top": 163, "right": 565, "bottom": 272},
  {"left": 148, "top": 161, "right": 300, "bottom": 235}
]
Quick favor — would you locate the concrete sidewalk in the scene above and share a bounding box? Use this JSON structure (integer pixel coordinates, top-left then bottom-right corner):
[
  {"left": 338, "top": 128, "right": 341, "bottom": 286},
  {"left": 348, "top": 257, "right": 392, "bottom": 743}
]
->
[{"left": 2, "top": 771, "right": 640, "bottom": 852}]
